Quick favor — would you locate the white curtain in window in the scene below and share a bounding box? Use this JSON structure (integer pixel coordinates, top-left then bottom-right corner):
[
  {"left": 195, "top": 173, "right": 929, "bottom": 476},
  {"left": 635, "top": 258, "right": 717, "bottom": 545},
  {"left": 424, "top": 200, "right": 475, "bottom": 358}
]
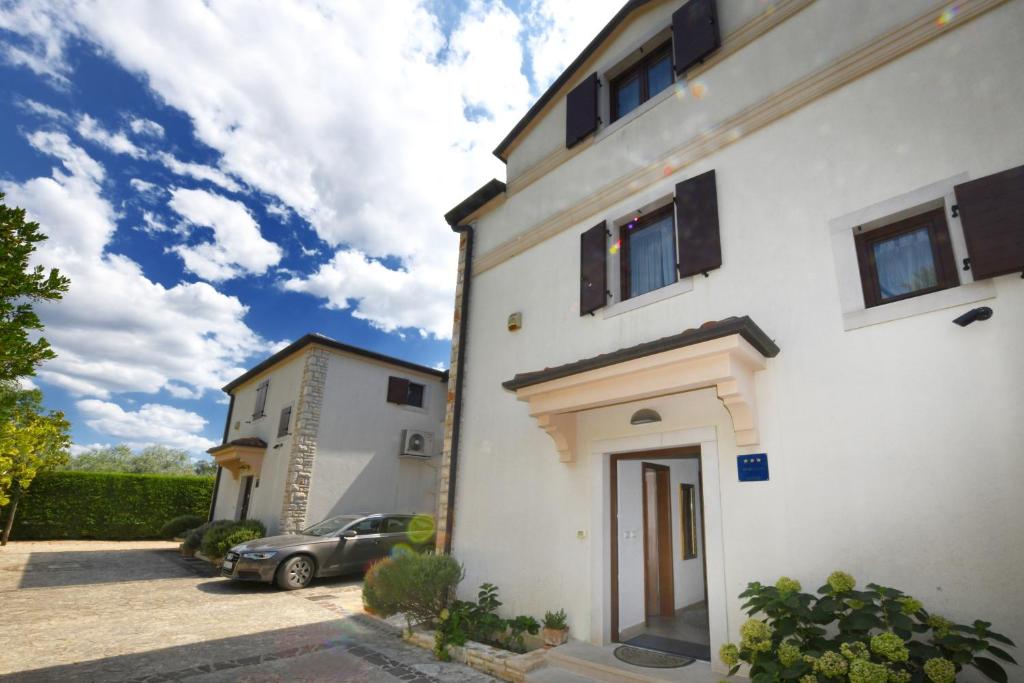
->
[
  {"left": 872, "top": 227, "right": 937, "bottom": 300},
  {"left": 630, "top": 216, "right": 675, "bottom": 296}
]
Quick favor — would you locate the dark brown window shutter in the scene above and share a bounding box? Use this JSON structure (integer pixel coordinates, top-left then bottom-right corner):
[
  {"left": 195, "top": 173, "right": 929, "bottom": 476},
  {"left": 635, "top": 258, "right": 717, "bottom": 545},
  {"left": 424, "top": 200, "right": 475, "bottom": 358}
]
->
[
  {"left": 566, "top": 72, "right": 600, "bottom": 149},
  {"left": 277, "top": 405, "right": 292, "bottom": 438},
  {"left": 387, "top": 376, "right": 409, "bottom": 404},
  {"left": 954, "top": 163, "right": 1024, "bottom": 280},
  {"left": 672, "top": 0, "right": 720, "bottom": 75},
  {"left": 253, "top": 380, "right": 269, "bottom": 418},
  {"left": 675, "top": 169, "right": 721, "bottom": 278},
  {"left": 580, "top": 221, "right": 608, "bottom": 315}
]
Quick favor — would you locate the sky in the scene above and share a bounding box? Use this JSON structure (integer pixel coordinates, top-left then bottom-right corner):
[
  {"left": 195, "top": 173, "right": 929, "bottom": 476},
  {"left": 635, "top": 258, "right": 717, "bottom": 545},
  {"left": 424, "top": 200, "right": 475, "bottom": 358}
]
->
[{"left": 0, "top": 0, "right": 625, "bottom": 460}]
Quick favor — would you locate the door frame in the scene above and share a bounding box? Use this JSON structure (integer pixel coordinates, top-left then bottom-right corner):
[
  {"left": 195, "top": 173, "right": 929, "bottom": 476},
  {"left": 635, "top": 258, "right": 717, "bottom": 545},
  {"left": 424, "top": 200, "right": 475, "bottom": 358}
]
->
[
  {"left": 610, "top": 445, "right": 706, "bottom": 642},
  {"left": 641, "top": 462, "right": 674, "bottom": 618}
]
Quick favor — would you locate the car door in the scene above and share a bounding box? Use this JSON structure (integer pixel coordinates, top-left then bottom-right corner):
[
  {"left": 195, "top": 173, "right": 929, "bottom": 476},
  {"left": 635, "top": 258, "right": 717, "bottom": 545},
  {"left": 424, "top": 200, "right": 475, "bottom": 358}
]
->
[
  {"left": 338, "top": 517, "right": 383, "bottom": 572},
  {"left": 380, "top": 516, "right": 411, "bottom": 555}
]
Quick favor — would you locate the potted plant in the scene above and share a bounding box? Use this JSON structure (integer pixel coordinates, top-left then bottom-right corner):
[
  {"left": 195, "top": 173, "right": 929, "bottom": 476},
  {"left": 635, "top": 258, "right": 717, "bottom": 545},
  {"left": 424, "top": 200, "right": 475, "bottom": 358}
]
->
[{"left": 542, "top": 609, "right": 569, "bottom": 647}]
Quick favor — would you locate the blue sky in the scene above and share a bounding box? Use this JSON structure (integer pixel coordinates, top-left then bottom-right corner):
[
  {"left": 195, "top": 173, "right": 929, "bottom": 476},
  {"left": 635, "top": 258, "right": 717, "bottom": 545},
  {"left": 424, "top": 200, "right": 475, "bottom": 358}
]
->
[{"left": 0, "top": 0, "right": 623, "bottom": 459}]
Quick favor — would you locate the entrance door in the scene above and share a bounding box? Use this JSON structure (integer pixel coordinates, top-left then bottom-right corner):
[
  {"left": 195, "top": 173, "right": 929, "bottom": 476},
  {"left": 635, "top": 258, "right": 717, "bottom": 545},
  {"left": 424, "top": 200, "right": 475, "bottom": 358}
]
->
[
  {"left": 642, "top": 463, "right": 674, "bottom": 617},
  {"left": 239, "top": 475, "right": 254, "bottom": 521}
]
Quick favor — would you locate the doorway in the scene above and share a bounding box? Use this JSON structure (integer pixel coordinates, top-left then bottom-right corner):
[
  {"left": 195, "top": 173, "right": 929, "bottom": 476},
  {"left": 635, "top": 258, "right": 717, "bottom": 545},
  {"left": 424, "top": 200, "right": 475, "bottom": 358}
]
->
[
  {"left": 611, "top": 447, "right": 710, "bottom": 660},
  {"left": 238, "top": 475, "right": 254, "bottom": 521}
]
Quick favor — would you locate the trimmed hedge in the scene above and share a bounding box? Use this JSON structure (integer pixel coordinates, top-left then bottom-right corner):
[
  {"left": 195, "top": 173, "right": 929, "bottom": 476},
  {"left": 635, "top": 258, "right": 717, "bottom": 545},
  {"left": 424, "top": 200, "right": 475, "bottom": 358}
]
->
[{"left": 2, "top": 470, "right": 214, "bottom": 540}]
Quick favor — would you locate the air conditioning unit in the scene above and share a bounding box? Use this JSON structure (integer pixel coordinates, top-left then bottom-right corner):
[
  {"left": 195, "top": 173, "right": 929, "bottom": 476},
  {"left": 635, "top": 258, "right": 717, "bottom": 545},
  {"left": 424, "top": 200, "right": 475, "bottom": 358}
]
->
[{"left": 400, "top": 429, "right": 434, "bottom": 458}]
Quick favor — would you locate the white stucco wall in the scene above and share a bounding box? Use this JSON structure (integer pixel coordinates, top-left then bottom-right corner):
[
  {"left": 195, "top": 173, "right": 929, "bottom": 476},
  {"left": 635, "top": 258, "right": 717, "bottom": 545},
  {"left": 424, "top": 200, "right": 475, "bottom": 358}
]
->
[
  {"left": 452, "top": 0, "right": 1024, "bottom": 674},
  {"left": 213, "top": 352, "right": 306, "bottom": 534},
  {"left": 304, "top": 351, "right": 445, "bottom": 524}
]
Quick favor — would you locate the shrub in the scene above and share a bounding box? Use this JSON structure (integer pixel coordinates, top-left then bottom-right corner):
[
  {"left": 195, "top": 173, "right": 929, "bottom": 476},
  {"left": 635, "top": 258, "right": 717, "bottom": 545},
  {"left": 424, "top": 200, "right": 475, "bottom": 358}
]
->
[
  {"left": 434, "top": 583, "right": 540, "bottom": 658},
  {"left": 184, "top": 519, "right": 233, "bottom": 553},
  {"left": 200, "top": 520, "right": 266, "bottom": 559},
  {"left": 720, "top": 570, "right": 1017, "bottom": 683},
  {"left": 160, "top": 514, "right": 205, "bottom": 539},
  {"left": 543, "top": 609, "right": 568, "bottom": 630},
  {"left": 360, "top": 552, "right": 463, "bottom": 631},
  {"left": 363, "top": 558, "right": 398, "bottom": 616},
  {"left": 5, "top": 471, "right": 213, "bottom": 540}
]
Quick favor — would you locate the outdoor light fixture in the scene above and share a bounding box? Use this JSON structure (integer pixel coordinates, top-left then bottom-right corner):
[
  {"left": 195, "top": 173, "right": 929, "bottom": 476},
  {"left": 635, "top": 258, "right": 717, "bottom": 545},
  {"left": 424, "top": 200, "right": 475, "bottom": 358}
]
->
[
  {"left": 952, "top": 306, "right": 993, "bottom": 327},
  {"left": 630, "top": 408, "right": 662, "bottom": 425}
]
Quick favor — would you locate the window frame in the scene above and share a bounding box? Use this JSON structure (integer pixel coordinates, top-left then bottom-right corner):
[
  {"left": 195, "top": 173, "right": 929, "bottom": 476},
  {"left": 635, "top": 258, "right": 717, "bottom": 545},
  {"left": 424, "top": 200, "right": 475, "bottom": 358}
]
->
[
  {"left": 277, "top": 405, "right": 292, "bottom": 438},
  {"left": 619, "top": 204, "right": 677, "bottom": 301},
  {"left": 610, "top": 42, "right": 673, "bottom": 123},
  {"left": 853, "top": 207, "right": 959, "bottom": 309},
  {"left": 405, "top": 381, "right": 425, "bottom": 408}
]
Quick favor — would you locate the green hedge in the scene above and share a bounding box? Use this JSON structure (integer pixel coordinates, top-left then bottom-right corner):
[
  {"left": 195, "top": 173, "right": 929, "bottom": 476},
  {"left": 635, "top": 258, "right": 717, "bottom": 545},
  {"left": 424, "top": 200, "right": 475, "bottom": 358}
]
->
[{"left": 1, "top": 470, "right": 215, "bottom": 540}]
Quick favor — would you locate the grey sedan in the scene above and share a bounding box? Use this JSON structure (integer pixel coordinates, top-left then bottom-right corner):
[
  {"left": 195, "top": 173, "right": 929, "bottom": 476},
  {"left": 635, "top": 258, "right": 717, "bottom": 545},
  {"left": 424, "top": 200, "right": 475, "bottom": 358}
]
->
[{"left": 220, "top": 513, "right": 433, "bottom": 590}]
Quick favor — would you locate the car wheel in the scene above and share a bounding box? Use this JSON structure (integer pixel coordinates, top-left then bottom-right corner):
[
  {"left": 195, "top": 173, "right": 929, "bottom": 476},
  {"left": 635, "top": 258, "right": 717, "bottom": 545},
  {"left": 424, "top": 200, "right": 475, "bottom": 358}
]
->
[{"left": 275, "top": 555, "right": 314, "bottom": 590}]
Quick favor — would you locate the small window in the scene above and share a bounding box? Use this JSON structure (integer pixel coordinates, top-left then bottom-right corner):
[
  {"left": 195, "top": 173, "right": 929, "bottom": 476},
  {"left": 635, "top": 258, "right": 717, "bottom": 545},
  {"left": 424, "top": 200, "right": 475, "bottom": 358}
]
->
[
  {"left": 619, "top": 206, "right": 677, "bottom": 300},
  {"left": 406, "top": 382, "right": 425, "bottom": 408},
  {"left": 680, "top": 483, "right": 698, "bottom": 560},
  {"left": 277, "top": 405, "right": 292, "bottom": 438},
  {"left": 611, "top": 43, "right": 673, "bottom": 122},
  {"left": 253, "top": 380, "right": 269, "bottom": 419},
  {"left": 854, "top": 207, "right": 958, "bottom": 308},
  {"left": 383, "top": 517, "right": 410, "bottom": 534}
]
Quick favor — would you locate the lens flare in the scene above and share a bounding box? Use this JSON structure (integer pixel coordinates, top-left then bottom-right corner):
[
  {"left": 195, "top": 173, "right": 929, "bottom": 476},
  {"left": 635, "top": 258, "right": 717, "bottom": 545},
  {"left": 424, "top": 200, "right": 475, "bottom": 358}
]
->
[
  {"left": 673, "top": 81, "right": 688, "bottom": 100},
  {"left": 690, "top": 81, "right": 707, "bottom": 100},
  {"left": 391, "top": 543, "right": 415, "bottom": 559},
  {"left": 937, "top": 4, "right": 960, "bottom": 26},
  {"left": 406, "top": 514, "right": 435, "bottom": 544},
  {"left": 609, "top": 239, "right": 621, "bottom": 255}
]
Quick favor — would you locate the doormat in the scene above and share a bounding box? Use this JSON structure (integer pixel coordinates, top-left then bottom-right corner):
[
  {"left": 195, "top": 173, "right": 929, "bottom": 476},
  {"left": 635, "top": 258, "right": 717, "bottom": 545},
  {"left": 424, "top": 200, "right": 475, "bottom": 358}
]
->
[
  {"left": 625, "top": 633, "right": 711, "bottom": 661},
  {"left": 612, "top": 645, "right": 694, "bottom": 669}
]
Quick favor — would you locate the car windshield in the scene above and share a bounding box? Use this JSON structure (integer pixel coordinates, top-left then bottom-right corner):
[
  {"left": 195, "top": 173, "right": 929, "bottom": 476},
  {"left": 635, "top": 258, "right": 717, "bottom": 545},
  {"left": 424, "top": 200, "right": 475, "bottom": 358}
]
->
[{"left": 301, "top": 515, "right": 360, "bottom": 537}]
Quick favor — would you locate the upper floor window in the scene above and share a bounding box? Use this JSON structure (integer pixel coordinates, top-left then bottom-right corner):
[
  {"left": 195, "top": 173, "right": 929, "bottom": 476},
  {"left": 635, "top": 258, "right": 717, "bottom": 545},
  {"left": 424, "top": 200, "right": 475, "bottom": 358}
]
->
[
  {"left": 387, "top": 376, "right": 425, "bottom": 408},
  {"left": 854, "top": 207, "right": 958, "bottom": 308},
  {"left": 611, "top": 43, "right": 673, "bottom": 122},
  {"left": 620, "top": 206, "right": 677, "bottom": 299},
  {"left": 277, "top": 405, "right": 292, "bottom": 438},
  {"left": 253, "top": 380, "right": 269, "bottom": 419}
]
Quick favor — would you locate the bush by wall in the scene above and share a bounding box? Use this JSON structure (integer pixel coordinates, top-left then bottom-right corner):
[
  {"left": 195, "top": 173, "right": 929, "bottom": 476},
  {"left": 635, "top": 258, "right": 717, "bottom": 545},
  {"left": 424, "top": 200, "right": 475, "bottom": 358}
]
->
[
  {"left": 2, "top": 470, "right": 214, "bottom": 540},
  {"left": 159, "top": 514, "right": 205, "bottom": 539},
  {"left": 200, "top": 520, "right": 265, "bottom": 559}
]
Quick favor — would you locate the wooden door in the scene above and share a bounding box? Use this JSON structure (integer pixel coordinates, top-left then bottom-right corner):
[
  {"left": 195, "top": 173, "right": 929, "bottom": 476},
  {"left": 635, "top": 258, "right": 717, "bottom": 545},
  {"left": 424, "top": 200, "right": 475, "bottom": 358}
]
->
[
  {"left": 642, "top": 463, "right": 674, "bottom": 617},
  {"left": 239, "top": 475, "right": 254, "bottom": 521}
]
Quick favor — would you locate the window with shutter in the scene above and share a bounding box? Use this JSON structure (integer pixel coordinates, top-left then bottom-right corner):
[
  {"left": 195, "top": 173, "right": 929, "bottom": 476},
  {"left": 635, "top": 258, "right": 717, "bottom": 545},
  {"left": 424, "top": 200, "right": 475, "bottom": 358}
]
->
[
  {"left": 387, "top": 376, "right": 410, "bottom": 404},
  {"left": 277, "top": 405, "right": 292, "bottom": 438},
  {"left": 580, "top": 221, "right": 608, "bottom": 315},
  {"left": 675, "top": 170, "right": 721, "bottom": 278},
  {"left": 611, "top": 42, "right": 673, "bottom": 122},
  {"left": 672, "top": 0, "right": 720, "bottom": 75},
  {"left": 406, "top": 382, "right": 425, "bottom": 408},
  {"left": 619, "top": 206, "right": 677, "bottom": 300},
  {"left": 954, "top": 163, "right": 1024, "bottom": 280},
  {"left": 253, "top": 380, "right": 269, "bottom": 419},
  {"left": 565, "top": 72, "right": 600, "bottom": 149}
]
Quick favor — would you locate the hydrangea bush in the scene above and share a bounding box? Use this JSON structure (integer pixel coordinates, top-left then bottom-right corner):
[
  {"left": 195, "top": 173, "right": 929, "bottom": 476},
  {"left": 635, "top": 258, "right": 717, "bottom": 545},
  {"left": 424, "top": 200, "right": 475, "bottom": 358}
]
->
[{"left": 719, "top": 571, "right": 1016, "bottom": 683}]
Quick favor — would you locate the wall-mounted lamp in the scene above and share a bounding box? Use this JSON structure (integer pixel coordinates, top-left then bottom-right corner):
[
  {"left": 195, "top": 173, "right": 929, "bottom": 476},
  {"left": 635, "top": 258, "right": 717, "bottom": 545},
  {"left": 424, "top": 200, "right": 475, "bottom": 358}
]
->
[
  {"left": 952, "top": 306, "right": 993, "bottom": 327},
  {"left": 630, "top": 408, "right": 662, "bottom": 425}
]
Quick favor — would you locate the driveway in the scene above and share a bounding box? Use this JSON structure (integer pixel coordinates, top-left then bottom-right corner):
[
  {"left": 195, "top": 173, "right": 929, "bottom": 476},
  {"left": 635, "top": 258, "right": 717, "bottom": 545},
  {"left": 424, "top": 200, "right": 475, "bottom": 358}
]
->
[{"left": 0, "top": 540, "right": 495, "bottom": 682}]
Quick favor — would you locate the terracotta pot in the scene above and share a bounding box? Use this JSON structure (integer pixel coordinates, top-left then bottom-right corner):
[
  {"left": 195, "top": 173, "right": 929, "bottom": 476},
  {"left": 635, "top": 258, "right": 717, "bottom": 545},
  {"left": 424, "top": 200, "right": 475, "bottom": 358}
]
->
[{"left": 541, "top": 627, "right": 569, "bottom": 647}]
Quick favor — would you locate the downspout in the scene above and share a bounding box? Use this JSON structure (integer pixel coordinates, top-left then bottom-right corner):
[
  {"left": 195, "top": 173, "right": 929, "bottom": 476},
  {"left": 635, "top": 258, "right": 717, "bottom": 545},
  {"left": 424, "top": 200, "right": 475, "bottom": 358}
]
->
[
  {"left": 443, "top": 224, "right": 473, "bottom": 554},
  {"left": 207, "top": 393, "right": 234, "bottom": 522}
]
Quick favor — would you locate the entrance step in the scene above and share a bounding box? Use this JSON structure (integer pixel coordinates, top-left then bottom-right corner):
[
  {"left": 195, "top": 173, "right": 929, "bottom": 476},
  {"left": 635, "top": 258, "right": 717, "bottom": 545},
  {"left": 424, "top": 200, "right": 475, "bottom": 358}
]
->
[{"left": 532, "top": 641, "right": 726, "bottom": 683}]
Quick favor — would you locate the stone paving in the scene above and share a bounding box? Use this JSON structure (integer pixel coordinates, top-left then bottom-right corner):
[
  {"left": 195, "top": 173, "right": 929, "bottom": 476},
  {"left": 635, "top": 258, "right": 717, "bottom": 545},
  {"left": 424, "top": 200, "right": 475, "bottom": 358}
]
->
[{"left": 0, "top": 540, "right": 495, "bottom": 682}]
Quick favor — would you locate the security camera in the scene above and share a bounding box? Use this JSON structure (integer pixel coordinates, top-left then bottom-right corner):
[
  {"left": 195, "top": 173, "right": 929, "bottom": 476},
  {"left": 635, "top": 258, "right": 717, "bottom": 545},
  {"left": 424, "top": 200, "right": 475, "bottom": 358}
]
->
[{"left": 952, "top": 306, "right": 993, "bottom": 327}]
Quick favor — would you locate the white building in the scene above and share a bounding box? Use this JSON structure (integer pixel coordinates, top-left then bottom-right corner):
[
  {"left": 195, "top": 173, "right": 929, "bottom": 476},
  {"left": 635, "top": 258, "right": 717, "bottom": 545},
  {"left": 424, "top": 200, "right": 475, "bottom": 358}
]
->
[
  {"left": 209, "top": 334, "right": 446, "bottom": 535},
  {"left": 437, "top": 0, "right": 1024, "bottom": 676}
]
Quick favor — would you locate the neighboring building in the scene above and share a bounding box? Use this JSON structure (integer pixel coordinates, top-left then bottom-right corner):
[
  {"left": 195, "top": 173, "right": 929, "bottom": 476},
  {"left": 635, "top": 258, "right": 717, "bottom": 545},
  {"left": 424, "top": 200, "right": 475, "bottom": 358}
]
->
[
  {"left": 209, "top": 334, "right": 446, "bottom": 536},
  {"left": 438, "top": 0, "right": 1024, "bottom": 676}
]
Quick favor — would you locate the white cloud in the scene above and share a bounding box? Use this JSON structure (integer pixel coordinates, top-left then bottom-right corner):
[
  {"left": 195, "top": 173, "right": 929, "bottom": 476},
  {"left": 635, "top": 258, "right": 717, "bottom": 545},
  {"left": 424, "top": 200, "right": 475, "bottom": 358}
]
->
[
  {"left": 0, "top": 130, "right": 277, "bottom": 400},
  {"left": 76, "top": 114, "right": 146, "bottom": 158},
  {"left": 0, "top": 0, "right": 540, "bottom": 339},
  {"left": 15, "top": 97, "right": 69, "bottom": 122},
  {"left": 524, "top": 0, "right": 625, "bottom": 90},
  {"left": 69, "top": 442, "right": 111, "bottom": 456},
  {"left": 138, "top": 210, "right": 169, "bottom": 234},
  {"left": 77, "top": 399, "right": 217, "bottom": 452},
  {"left": 168, "top": 187, "right": 282, "bottom": 281},
  {"left": 129, "top": 116, "right": 164, "bottom": 138},
  {"left": 156, "top": 152, "right": 242, "bottom": 193}
]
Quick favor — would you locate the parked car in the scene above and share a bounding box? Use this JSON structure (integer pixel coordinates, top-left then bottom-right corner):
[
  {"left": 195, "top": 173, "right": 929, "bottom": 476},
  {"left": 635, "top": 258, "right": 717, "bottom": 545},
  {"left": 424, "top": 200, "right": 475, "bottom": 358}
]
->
[{"left": 220, "top": 513, "right": 433, "bottom": 590}]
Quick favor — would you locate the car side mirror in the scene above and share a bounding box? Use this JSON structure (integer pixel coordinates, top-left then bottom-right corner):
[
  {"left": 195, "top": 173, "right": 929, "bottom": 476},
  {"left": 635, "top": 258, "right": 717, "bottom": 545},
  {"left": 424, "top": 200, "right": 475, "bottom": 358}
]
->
[{"left": 341, "top": 529, "right": 357, "bottom": 539}]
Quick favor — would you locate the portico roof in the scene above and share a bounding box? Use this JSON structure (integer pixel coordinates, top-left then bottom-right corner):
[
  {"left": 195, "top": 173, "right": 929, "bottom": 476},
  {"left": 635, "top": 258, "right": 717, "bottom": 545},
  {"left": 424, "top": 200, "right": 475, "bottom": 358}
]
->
[
  {"left": 503, "top": 317, "right": 779, "bottom": 462},
  {"left": 208, "top": 438, "right": 267, "bottom": 480}
]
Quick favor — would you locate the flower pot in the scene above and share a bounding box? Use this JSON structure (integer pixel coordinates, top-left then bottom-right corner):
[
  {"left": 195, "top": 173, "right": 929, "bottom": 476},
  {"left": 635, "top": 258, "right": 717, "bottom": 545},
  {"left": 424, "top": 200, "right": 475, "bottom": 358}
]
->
[{"left": 541, "top": 627, "right": 569, "bottom": 647}]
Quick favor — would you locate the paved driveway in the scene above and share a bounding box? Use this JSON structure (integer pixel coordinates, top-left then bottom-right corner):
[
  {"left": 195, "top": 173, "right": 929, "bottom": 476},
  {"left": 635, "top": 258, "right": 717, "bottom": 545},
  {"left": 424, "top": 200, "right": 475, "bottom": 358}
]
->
[{"left": 0, "top": 540, "right": 494, "bottom": 682}]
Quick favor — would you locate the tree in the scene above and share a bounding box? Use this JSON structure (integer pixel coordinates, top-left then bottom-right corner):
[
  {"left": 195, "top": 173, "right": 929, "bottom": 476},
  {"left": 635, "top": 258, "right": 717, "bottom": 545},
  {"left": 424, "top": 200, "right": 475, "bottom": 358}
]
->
[
  {"left": 0, "top": 388, "right": 70, "bottom": 544},
  {"left": 193, "top": 459, "right": 217, "bottom": 476},
  {"left": 0, "top": 194, "right": 70, "bottom": 385},
  {"left": 64, "top": 444, "right": 198, "bottom": 476}
]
